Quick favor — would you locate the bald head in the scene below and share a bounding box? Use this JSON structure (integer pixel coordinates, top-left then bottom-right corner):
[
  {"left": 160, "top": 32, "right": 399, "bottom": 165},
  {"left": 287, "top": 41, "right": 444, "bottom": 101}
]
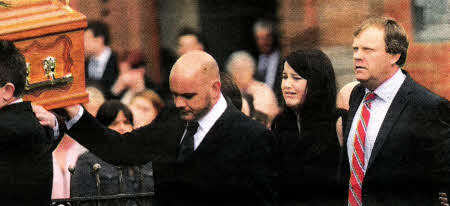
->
[
  {"left": 170, "top": 51, "right": 220, "bottom": 84},
  {"left": 225, "top": 51, "right": 256, "bottom": 90},
  {"left": 337, "top": 81, "right": 359, "bottom": 110},
  {"left": 169, "top": 51, "right": 222, "bottom": 121}
]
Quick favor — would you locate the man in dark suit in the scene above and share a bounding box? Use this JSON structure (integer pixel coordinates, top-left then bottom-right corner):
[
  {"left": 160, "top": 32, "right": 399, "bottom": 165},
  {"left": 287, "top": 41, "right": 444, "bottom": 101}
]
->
[
  {"left": 253, "top": 19, "right": 281, "bottom": 90},
  {"left": 37, "top": 51, "right": 277, "bottom": 205},
  {"left": 0, "top": 40, "right": 62, "bottom": 205},
  {"left": 176, "top": 27, "right": 208, "bottom": 57},
  {"left": 340, "top": 17, "right": 449, "bottom": 205},
  {"left": 253, "top": 19, "right": 283, "bottom": 104},
  {"left": 84, "top": 20, "right": 119, "bottom": 99}
]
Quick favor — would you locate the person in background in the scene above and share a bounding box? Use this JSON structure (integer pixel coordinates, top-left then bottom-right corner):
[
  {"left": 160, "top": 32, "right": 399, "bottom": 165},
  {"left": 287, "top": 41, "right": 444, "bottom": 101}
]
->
[
  {"left": 176, "top": 27, "right": 207, "bottom": 57},
  {"left": 219, "top": 72, "right": 242, "bottom": 111},
  {"left": 337, "top": 81, "right": 359, "bottom": 112},
  {"left": 335, "top": 81, "right": 359, "bottom": 146},
  {"left": 128, "top": 89, "right": 165, "bottom": 128},
  {"left": 159, "top": 47, "right": 178, "bottom": 105},
  {"left": 253, "top": 19, "right": 281, "bottom": 91},
  {"left": 241, "top": 96, "right": 251, "bottom": 117},
  {"left": 83, "top": 86, "right": 106, "bottom": 116},
  {"left": 219, "top": 71, "right": 272, "bottom": 127},
  {"left": 71, "top": 100, "right": 154, "bottom": 199},
  {"left": 226, "top": 50, "right": 279, "bottom": 127},
  {"left": 52, "top": 86, "right": 105, "bottom": 199},
  {"left": 110, "top": 50, "right": 148, "bottom": 104},
  {"left": 0, "top": 40, "right": 63, "bottom": 205},
  {"left": 84, "top": 20, "right": 119, "bottom": 99},
  {"left": 271, "top": 49, "right": 343, "bottom": 205}
]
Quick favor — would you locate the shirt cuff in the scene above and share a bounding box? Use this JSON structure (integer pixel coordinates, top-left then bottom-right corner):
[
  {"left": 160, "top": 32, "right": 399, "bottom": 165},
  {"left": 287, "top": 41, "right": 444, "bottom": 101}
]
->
[
  {"left": 53, "top": 119, "right": 59, "bottom": 139},
  {"left": 66, "top": 105, "right": 84, "bottom": 130}
]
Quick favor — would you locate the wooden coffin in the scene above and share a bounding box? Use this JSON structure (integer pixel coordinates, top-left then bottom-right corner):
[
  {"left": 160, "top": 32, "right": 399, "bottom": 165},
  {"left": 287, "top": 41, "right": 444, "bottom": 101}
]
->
[{"left": 0, "top": 0, "right": 88, "bottom": 109}]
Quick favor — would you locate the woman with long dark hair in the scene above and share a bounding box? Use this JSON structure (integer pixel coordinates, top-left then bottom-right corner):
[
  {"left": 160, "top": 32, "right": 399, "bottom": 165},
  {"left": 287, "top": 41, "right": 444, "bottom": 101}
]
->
[{"left": 271, "top": 49, "right": 343, "bottom": 205}]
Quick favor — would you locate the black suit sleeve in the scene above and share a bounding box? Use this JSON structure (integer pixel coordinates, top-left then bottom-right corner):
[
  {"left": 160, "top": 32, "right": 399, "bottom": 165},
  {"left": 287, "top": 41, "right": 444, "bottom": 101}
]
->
[
  {"left": 67, "top": 109, "right": 180, "bottom": 166},
  {"left": 414, "top": 98, "right": 449, "bottom": 195}
]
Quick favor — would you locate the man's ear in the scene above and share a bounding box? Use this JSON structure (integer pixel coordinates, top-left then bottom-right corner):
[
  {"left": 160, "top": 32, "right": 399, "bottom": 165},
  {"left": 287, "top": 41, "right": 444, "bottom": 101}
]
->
[
  {"left": 390, "top": 53, "right": 401, "bottom": 65},
  {"left": 2, "top": 83, "right": 15, "bottom": 102},
  {"left": 212, "top": 81, "right": 221, "bottom": 98}
]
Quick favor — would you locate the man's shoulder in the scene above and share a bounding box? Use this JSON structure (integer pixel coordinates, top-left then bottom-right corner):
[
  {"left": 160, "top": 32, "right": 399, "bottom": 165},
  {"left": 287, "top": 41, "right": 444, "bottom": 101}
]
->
[
  {"left": 0, "top": 102, "right": 35, "bottom": 126},
  {"left": 153, "top": 106, "right": 184, "bottom": 127},
  {"left": 406, "top": 77, "right": 447, "bottom": 106},
  {"left": 0, "top": 102, "right": 49, "bottom": 140},
  {"left": 403, "top": 79, "right": 449, "bottom": 123},
  {"left": 222, "top": 107, "right": 271, "bottom": 137}
]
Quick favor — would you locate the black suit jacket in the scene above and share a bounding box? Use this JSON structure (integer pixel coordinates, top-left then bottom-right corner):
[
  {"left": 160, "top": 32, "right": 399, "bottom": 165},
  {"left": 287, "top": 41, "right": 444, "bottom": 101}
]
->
[
  {"left": 340, "top": 72, "right": 449, "bottom": 205},
  {"left": 66, "top": 101, "right": 277, "bottom": 206},
  {"left": 271, "top": 109, "right": 343, "bottom": 205},
  {"left": 85, "top": 51, "right": 119, "bottom": 99},
  {"left": 0, "top": 102, "right": 61, "bottom": 206}
]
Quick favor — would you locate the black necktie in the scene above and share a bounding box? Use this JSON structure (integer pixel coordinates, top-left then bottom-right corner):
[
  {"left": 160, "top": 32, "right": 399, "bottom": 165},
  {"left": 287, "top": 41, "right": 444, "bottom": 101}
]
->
[{"left": 177, "top": 121, "right": 199, "bottom": 161}]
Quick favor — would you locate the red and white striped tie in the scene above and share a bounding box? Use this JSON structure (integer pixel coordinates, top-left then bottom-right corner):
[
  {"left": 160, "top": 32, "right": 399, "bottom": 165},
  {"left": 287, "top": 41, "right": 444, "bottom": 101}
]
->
[{"left": 348, "top": 92, "right": 376, "bottom": 206}]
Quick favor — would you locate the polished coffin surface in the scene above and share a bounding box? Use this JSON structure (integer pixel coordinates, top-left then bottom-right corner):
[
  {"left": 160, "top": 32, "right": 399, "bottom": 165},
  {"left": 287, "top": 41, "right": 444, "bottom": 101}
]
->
[{"left": 0, "top": 0, "right": 88, "bottom": 109}]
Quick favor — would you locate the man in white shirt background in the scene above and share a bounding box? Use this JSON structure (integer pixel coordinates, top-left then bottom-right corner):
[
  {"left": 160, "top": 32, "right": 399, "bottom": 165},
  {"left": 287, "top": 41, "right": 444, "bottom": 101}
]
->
[{"left": 84, "top": 20, "right": 119, "bottom": 99}]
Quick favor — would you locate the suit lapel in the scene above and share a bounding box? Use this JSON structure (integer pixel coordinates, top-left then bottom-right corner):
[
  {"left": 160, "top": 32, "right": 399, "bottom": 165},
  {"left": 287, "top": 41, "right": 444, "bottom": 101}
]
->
[
  {"left": 343, "top": 84, "right": 365, "bottom": 146},
  {"left": 366, "top": 75, "right": 412, "bottom": 170},
  {"left": 177, "top": 121, "right": 187, "bottom": 144},
  {"left": 192, "top": 103, "right": 235, "bottom": 157},
  {"left": 103, "top": 52, "right": 114, "bottom": 79}
]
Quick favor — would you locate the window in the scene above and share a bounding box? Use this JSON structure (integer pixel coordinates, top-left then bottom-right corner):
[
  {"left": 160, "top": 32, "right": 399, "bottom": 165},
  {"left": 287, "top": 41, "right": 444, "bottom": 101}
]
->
[{"left": 412, "top": 0, "right": 449, "bottom": 42}]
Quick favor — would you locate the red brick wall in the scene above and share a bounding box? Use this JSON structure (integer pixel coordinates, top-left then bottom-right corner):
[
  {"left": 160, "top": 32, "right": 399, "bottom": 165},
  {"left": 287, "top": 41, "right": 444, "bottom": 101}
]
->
[{"left": 318, "top": 0, "right": 370, "bottom": 46}]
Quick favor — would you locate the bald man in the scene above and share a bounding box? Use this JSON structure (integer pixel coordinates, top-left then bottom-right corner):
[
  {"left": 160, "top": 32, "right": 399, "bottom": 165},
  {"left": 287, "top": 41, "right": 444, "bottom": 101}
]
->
[{"left": 36, "top": 51, "right": 277, "bottom": 206}]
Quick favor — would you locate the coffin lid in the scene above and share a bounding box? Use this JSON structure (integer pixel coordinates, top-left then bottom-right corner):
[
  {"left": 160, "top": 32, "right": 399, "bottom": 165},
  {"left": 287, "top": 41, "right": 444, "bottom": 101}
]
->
[{"left": 0, "top": 0, "right": 86, "bottom": 41}]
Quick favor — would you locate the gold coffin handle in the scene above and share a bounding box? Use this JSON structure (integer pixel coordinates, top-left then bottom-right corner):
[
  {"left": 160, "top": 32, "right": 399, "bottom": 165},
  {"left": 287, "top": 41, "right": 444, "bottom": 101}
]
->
[{"left": 25, "top": 57, "right": 73, "bottom": 91}]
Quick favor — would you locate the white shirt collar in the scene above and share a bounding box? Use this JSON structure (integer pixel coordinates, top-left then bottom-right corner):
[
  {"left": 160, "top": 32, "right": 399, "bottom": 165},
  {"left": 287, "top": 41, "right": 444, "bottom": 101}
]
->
[
  {"left": 9, "top": 98, "right": 23, "bottom": 105},
  {"left": 197, "top": 93, "right": 227, "bottom": 133},
  {"left": 92, "top": 47, "right": 111, "bottom": 67},
  {"left": 366, "top": 69, "right": 406, "bottom": 103}
]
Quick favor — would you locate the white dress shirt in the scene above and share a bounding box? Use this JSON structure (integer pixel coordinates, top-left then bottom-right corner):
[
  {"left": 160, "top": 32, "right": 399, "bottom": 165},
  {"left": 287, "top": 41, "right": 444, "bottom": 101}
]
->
[
  {"left": 88, "top": 47, "right": 112, "bottom": 80},
  {"left": 180, "top": 93, "right": 227, "bottom": 150},
  {"left": 258, "top": 50, "right": 280, "bottom": 88},
  {"left": 347, "top": 69, "right": 406, "bottom": 171},
  {"left": 9, "top": 98, "right": 23, "bottom": 105},
  {"left": 66, "top": 105, "right": 84, "bottom": 130}
]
